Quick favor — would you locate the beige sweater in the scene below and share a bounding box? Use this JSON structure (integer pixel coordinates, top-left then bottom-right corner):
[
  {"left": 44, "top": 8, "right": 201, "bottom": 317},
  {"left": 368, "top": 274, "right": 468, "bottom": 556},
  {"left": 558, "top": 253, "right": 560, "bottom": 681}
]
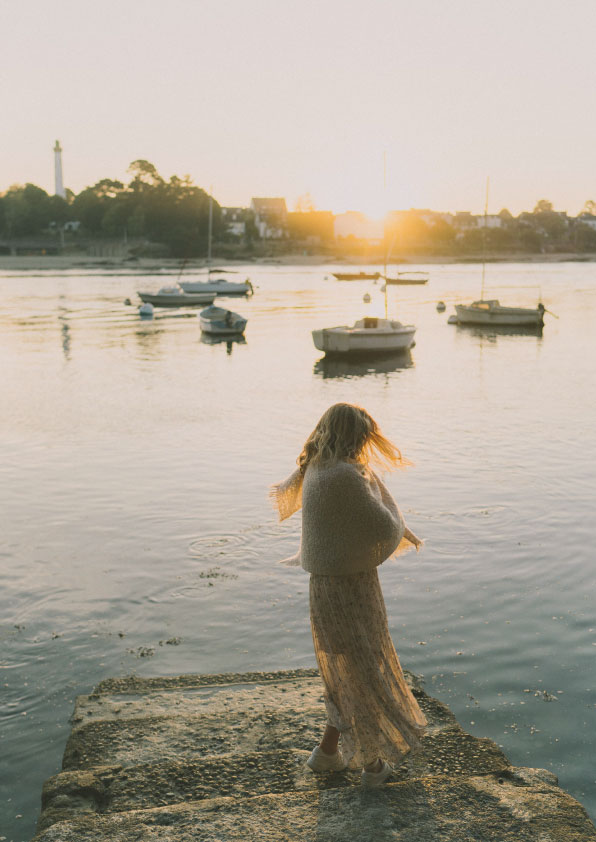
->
[{"left": 271, "top": 460, "right": 421, "bottom": 576}]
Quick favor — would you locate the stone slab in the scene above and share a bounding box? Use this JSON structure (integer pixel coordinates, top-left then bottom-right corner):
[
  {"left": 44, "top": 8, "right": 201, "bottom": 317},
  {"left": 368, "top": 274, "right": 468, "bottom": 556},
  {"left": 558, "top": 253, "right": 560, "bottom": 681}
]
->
[
  {"left": 64, "top": 693, "right": 456, "bottom": 771},
  {"left": 71, "top": 678, "right": 326, "bottom": 726},
  {"left": 34, "top": 768, "right": 596, "bottom": 842},
  {"left": 41, "top": 728, "right": 508, "bottom": 831}
]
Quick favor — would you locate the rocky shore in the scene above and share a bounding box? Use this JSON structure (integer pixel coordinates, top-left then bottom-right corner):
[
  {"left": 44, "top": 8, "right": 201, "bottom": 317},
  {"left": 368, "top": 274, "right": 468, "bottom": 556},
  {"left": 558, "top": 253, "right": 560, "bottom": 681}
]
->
[
  {"left": 2, "top": 252, "right": 596, "bottom": 273},
  {"left": 32, "top": 668, "right": 596, "bottom": 841}
]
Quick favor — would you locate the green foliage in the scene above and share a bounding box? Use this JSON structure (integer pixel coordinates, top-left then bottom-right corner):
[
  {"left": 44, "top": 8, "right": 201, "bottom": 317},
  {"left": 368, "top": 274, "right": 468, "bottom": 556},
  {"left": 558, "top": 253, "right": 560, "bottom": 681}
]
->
[
  {"left": 2, "top": 171, "right": 595, "bottom": 257},
  {"left": 0, "top": 183, "right": 71, "bottom": 236},
  {"left": 573, "top": 222, "right": 596, "bottom": 252},
  {"left": 533, "top": 199, "right": 554, "bottom": 213},
  {"left": 67, "top": 164, "right": 220, "bottom": 256}
]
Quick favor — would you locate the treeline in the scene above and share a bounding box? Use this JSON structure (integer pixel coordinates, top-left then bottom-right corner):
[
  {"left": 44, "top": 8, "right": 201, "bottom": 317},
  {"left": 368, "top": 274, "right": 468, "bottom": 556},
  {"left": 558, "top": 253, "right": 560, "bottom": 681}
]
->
[
  {"left": 3, "top": 161, "right": 596, "bottom": 257},
  {"left": 0, "top": 160, "right": 221, "bottom": 257},
  {"left": 383, "top": 201, "right": 596, "bottom": 257}
]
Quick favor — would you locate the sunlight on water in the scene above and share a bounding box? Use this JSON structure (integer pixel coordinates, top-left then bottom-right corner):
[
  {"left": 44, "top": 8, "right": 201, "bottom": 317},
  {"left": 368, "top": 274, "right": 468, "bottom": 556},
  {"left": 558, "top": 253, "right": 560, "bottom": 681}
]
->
[{"left": 1, "top": 262, "right": 596, "bottom": 837}]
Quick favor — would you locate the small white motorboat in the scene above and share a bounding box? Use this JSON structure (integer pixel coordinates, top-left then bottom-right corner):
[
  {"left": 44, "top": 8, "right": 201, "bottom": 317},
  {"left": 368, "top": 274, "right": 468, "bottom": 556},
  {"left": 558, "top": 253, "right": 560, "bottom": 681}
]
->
[
  {"left": 454, "top": 299, "right": 545, "bottom": 327},
  {"left": 312, "top": 317, "right": 415, "bottom": 355},
  {"left": 137, "top": 285, "right": 216, "bottom": 307},
  {"left": 180, "top": 277, "right": 253, "bottom": 296},
  {"left": 199, "top": 304, "right": 247, "bottom": 335}
]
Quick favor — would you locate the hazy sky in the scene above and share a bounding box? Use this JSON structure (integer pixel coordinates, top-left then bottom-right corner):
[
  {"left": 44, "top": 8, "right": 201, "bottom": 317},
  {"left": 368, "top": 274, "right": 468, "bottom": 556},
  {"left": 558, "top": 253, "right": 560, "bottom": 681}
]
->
[{"left": 3, "top": 0, "right": 595, "bottom": 216}]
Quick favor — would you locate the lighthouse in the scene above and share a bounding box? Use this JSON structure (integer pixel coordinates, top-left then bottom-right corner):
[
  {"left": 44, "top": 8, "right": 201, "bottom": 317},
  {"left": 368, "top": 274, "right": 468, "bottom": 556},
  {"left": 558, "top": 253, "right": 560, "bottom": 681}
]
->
[{"left": 54, "top": 140, "right": 66, "bottom": 198}]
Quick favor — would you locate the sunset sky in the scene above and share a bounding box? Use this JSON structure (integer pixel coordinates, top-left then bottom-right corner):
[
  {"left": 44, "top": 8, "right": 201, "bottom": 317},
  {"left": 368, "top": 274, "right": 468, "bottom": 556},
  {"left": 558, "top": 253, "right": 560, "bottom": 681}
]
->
[{"left": 3, "top": 0, "right": 596, "bottom": 217}]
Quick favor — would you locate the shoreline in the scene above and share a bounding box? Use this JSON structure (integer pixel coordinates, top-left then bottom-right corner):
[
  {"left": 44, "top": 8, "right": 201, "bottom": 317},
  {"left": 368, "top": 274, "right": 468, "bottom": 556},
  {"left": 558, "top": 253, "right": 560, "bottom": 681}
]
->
[{"left": 1, "top": 252, "right": 596, "bottom": 272}]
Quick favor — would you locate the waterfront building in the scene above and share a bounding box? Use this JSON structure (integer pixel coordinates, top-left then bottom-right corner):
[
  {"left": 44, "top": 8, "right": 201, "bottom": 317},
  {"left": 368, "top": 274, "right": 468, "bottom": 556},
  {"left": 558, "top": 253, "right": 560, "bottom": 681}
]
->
[{"left": 250, "top": 198, "right": 288, "bottom": 238}]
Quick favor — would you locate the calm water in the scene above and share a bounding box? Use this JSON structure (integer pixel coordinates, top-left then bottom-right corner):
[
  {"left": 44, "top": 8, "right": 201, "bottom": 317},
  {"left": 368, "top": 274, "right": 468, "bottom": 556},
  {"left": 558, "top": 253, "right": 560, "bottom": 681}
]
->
[{"left": 1, "top": 262, "right": 595, "bottom": 839}]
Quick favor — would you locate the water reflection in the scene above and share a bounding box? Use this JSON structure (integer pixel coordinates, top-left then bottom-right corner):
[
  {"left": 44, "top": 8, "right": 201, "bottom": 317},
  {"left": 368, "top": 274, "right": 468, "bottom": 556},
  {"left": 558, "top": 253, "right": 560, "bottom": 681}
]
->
[
  {"left": 313, "top": 349, "right": 413, "bottom": 379},
  {"left": 134, "top": 322, "right": 166, "bottom": 358},
  {"left": 200, "top": 333, "right": 247, "bottom": 355},
  {"left": 454, "top": 323, "right": 544, "bottom": 340},
  {"left": 57, "top": 307, "right": 71, "bottom": 361}
]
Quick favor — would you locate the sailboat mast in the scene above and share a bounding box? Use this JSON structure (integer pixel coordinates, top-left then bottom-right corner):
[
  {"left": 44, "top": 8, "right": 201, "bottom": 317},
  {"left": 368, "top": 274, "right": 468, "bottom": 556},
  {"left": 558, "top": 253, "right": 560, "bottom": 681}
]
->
[
  {"left": 383, "top": 150, "right": 388, "bottom": 318},
  {"left": 207, "top": 193, "right": 213, "bottom": 267},
  {"left": 480, "top": 176, "right": 489, "bottom": 300}
]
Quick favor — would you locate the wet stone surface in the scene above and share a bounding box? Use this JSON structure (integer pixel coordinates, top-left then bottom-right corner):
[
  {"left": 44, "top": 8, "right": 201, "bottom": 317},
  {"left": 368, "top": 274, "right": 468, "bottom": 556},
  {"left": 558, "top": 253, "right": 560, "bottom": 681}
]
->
[{"left": 33, "top": 669, "right": 596, "bottom": 841}]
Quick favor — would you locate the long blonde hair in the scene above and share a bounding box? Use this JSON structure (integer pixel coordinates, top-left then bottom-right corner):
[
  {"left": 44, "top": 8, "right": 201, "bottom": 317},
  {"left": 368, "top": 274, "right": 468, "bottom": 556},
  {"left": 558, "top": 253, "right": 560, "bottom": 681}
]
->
[{"left": 298, "top": 403, "right": 409, "bottom": 474}]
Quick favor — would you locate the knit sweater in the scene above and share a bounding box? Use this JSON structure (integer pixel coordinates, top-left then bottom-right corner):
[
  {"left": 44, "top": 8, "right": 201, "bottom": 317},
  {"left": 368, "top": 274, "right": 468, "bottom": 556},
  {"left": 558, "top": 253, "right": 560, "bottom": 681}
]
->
[{"left": 271, "top": 460, "right": 421, "bottom": 576}]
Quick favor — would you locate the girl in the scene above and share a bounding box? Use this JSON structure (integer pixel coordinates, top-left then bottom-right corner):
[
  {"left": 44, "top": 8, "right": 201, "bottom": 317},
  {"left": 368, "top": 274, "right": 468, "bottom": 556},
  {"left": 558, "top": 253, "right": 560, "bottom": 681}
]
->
[{"left": 271, "top": 403, "right": 426, "bottom": 786}]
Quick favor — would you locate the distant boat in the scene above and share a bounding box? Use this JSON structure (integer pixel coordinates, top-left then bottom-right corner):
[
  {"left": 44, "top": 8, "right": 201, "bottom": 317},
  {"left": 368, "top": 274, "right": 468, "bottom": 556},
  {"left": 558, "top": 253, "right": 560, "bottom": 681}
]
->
[
  {"left": 199, "top": 304, "right": 247, "bottom": 335},
  {"left": 453, "top": 180, "right": 547, "bottom": 328},
  {"left": 384, "top": 271, "right": 429, "bottom": 285},
  {"left": 454, "top": 300, "right": 545, "bottom": 327},
  {"left": 180, "top": 277, "right": 253, "bottom": 296},
  {"left": 332, "top": 271, "right": 381, "bottom": 281},
  {"left": 137, "top": 286, "right": 216, "bottom": 307},
  {"left": 312, "top": 317, "right": 415, "bottom": 355}
]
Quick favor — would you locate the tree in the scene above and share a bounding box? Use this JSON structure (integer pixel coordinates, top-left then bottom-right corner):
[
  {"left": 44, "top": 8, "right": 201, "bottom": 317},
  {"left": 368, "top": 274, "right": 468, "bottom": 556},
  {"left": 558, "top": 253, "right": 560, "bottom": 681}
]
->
[
  {"left": 294, "top": 193, "right": 315, "bottom": 212},
  {"left": 428, "top": 219, "right": 456, "bottom": 253},
  {"left": 533, "top": 199, "right": 554, "bottom": 213},
  {"left": 581, "top": 200, "right": 596, "bottom": 216},
  {"left": 127, "top": 160, "right": 164, "bottom": 192},
  {"left": 573, "top": 222, "right": 596, "bottom": 252},
  {"left": 0, "top": 183, "right": 70, "bottom": 236}
]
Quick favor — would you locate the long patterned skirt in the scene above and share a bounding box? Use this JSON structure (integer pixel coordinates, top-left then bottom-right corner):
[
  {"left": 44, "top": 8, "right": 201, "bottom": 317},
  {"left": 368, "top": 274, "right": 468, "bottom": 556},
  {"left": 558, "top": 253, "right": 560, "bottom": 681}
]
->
[{"left": 309, "top": 568, "right": 427, "bottom": 769}]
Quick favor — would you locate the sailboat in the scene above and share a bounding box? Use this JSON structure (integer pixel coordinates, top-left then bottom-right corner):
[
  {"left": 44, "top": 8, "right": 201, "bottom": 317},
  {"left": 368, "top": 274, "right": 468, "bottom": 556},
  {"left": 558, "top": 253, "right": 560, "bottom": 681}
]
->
[
  {"left": 312, "top": 156, "right": 417, "bottom": 355},
  {"left": 454, "top": 180, "right": 545, "bottom": 327},
  {"left": 178, "top": 195, "right": 253, "bottom": 296},
  {"left": 312, "top": 244, "right": 416, "bottom": 355}
]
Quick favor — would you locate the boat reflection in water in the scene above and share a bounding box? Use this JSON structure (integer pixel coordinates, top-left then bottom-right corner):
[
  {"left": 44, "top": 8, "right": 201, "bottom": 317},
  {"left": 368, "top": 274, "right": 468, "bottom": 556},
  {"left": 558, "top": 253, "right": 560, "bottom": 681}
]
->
[
  {"left": 313, "top": 349, "right": 413, "bottom": 379},
  {"left": 200, "top": 332, "right": 247, "bottom": 355},
  {"left": 455, "top": 322, "right": 544, "bottom": 341}
]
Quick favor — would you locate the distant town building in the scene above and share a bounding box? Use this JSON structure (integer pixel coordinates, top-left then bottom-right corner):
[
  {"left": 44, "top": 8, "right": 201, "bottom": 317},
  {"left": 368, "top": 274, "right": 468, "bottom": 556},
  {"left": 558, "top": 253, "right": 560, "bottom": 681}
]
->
[
  {"left": 334, "top": 211, "right": 383, "bottom": 243},
  {"left": 250, "top": 197, "right": 288, "bottom": 238},
  {"left": 54, "top": 140, "right": 65, "bottom": 199},
  {"left": 452, "top": 211, "right": 475, "bottom": 229},
  {"left": 578, "top": 214, "right": 596, "bottom": 230},
  {"left": 286, "top": 210, "right": 334, "bottom": 244},
  {"left": 475, "top": 214, "right": 503, "bottom": 229},
  {"left": 221, "top": 207, "right": 247, "bottom": 238}
]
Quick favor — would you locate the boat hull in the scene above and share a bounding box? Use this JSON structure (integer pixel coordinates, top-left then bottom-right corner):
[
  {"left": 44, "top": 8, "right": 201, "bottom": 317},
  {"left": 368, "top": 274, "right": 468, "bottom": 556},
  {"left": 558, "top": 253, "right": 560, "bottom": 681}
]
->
[
  {"left": 180, "top": 280, "right": 252, "bottom": 295},
  {"left": 385, "top": 278, "right": 428, "bottom": 285},
  {"left": 332, "top": 272, "right": 381, "bottom": 281},
  {"left": 384, "top": 271, "right": 429, "bottom": 285},
  {"left": 455, "top": 304, "right": 544, "bottom": 326},
  {"left": 312, "top": 325, "right": 416, "bottom": 354},
  {"left": 199, "top": 304, "right": 247, "bottom": 335},
  {"left": 200, "top": 318, "right": 247, "bottom": 335},
  {"left": 138, "top": 291, "right": 216, "bottom": 306}
]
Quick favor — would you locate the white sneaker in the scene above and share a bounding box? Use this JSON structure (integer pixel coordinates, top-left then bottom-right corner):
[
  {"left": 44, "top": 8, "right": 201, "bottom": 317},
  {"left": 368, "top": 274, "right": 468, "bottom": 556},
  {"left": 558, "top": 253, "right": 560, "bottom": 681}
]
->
[
  {"left": 306, "top": 746, "right": 347, "bottom": 772},
  {"left": 361, "top": 759, "right": 393, "bottom": 787}
]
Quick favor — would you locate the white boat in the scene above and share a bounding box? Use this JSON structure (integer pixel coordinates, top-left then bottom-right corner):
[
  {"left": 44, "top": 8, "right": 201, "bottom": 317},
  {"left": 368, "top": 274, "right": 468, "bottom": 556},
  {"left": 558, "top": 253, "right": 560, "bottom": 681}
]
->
[
  {"left": 454, "top": 179, "right": 547, "bottom": 329},
  {"left": 312, "top": 317, "right": 415, "bottom": 355},
  {"left": 454, "top": 299, "right": 545, "bottom": 326},
  {"left": 137, "top": 286, "right": 216, "bottom": 307},
  {"left": 199, "top": 304, "right": 247, "bottom": 335},
  {"left": 180, "top": 277, "right": 253, "bottom": 296}
]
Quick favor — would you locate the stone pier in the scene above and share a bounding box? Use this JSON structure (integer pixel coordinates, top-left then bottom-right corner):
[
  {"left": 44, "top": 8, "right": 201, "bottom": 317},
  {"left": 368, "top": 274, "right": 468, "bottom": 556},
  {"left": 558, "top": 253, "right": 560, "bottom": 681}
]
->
[{"left": 33, "top": 669, "right": 596, "bottom": 841}]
